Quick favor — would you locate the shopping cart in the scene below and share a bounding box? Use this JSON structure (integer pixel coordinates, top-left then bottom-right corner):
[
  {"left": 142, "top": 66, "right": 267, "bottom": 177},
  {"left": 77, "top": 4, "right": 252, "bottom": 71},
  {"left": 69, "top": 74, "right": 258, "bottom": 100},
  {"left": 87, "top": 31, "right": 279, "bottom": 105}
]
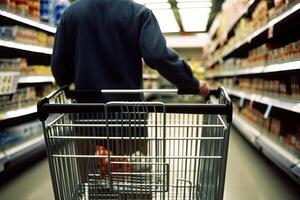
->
[{"left": 37, "top": 87, "right": 232, "bottom": 200}]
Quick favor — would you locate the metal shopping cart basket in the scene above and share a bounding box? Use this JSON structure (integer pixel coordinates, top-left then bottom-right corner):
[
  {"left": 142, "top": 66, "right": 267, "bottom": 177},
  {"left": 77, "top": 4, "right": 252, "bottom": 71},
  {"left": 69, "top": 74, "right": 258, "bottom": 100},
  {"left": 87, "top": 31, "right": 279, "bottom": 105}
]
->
[{"left": 37, "top": 87, "right": 232, "bottom": 200}]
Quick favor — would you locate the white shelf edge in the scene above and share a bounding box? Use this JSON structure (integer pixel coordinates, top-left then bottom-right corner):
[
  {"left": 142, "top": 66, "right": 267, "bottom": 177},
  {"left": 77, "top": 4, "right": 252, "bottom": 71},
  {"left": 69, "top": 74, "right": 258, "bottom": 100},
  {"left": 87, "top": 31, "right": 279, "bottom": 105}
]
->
[
  {"left": 0, "top": 9, "right": 56, "bottom": 33},
  {"left": 142, "top": 74, "right": 159, "bottom": 80},
  {"left": 207, "top": 60, "right": 300, "bottom": 78},
  {"left": 233, "top": 114, "right": 300, "bottom": 181},
  {"left": 0, "top": 105, "right": 37, "bottom": 121},
  {"left": 4, "top": 135, "right": 44, "bottom": 160},
  {"left": 233, "top": 113, "right": 261, "bottom": 147},
  {"left": 18, "top": 76, "right": 55, "bottom": 84},
  {"left": 227, "top": 89, "right": 300, "bottom": 114},
  {"left": 0, "top": 39, "right": 53, "bottom": 55}
]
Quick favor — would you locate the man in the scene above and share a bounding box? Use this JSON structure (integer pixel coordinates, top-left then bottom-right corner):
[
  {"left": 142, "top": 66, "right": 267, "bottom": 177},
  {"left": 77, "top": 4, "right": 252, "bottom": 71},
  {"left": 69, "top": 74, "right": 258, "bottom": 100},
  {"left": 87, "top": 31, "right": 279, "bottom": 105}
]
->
[
  {"left": 51, "top": 0, "right": 209, "bottom": 198},
  {"left": 51, "top": 0, "right": 209, "bottom": 99}
]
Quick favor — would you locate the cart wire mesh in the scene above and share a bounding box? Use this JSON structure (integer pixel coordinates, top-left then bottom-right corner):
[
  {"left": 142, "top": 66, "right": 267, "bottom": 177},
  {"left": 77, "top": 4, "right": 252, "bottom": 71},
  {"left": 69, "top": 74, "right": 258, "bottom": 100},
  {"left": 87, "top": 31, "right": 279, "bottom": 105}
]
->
[{"left": 39, "top": 88, "right": 231, "bottom": 200}]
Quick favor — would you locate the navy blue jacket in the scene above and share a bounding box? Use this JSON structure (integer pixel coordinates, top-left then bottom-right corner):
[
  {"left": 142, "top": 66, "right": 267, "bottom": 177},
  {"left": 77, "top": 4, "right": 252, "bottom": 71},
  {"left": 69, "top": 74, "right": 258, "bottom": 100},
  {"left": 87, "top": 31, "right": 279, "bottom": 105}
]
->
[{"left": 51, "top": 0, "right": 200, "bottom": 102}]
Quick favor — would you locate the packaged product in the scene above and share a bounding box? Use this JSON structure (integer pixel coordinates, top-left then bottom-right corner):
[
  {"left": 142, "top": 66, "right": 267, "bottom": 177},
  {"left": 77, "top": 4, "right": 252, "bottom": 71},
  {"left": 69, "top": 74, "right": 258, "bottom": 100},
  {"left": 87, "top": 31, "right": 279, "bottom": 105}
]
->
[{"left": 15, "top": 0, "right": 28, "bottom": 15}]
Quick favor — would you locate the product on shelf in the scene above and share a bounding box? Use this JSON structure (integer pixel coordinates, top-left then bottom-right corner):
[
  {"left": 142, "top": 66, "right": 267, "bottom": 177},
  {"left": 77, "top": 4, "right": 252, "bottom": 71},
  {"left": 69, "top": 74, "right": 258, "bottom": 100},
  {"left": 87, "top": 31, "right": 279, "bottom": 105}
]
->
[
  {"left": 208, "top": 38, "right": 300, "bottom": 75},
  {"left": 252, "top": 1, "right": 269, "bottom": 30},
  {"left": 206, "top": 0, "right": 296, "bottom": 68},
  {"left": 0, "top": 85, "right": 53, "bottom": 113},
  {"left": 15, "top": 0, "right": 28, "bottom": 16},
  {"left": 28, "top": 0, "right": 40, "bottom": 19},
  {"left": 234, "top": 99, "right": 300, "bottom": 154},
  {"left": 0, "top": 25, "right": 55, "bottom": 47},
  {"left": 0, "top": 58, "right": 51, "bottom": 75},
  {"left": 211, "top": 73, "right": 300, "bottom": 101},
  {"left": 1, "top": 0, "right": 70, "bottom": 26},
  {"left": 0, "top": 120, "right": 43, "bottom": 151},
  {"left": 0, "top": 58, "right": 27, "bottom": 71},
  {"left": 0, "top": 71, "right": 19, "bottom": 95}
]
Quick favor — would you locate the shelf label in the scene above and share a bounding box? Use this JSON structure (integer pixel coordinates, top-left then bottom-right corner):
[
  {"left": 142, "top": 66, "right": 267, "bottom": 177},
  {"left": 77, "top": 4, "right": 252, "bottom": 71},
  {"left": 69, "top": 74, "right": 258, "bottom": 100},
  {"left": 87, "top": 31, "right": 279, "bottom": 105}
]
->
[
  {"left": 239, "top": 97, "right": 245, "bottom": 108},
  {"left": 268, "top": 26, "right": 274, "bottom": 39},
  {"left": 264, "top": 104, "right": 272, "bottom": 119}
]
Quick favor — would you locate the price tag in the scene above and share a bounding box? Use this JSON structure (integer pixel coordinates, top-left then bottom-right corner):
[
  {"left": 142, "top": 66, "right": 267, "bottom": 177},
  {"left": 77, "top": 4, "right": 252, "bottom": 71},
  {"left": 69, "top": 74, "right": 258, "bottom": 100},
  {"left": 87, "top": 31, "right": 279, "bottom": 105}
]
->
[
  {"left": 249, "top": 94, "right": 256, "bottom": 108},
  {"left": 268, "top": 26, "right": 274, "bottom": 39},
  {"left": 249, "top": 100, "right": 254, "bottom": 109},
  {"left": 239, "top": 97, "right": 245, "bottom": 108},
  {"left": 264, "top": 104, "right": 272, "bottom": 119}
]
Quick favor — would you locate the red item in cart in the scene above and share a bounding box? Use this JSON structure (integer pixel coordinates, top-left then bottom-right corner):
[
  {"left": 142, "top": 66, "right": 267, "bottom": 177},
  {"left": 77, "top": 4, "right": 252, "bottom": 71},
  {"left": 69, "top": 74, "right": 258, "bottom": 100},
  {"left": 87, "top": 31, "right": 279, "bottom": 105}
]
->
[{"left": 95, "top": 146, "right": 132, "bottom": 179}]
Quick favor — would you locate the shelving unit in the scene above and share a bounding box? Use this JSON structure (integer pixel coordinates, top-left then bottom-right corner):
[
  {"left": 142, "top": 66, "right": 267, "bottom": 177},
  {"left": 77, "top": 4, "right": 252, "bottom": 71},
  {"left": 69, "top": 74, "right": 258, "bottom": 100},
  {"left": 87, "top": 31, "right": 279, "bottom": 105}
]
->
[
  {"left": 0, "top": 105, "right": 37, "bottom": 128},
  {"left": 0, "top": 39, "right": 53, "bottom": 55},
  {"left": 210, "top": 0, "right": 259, "bottom": 54},
  {"left": 207, "top": 0, "right": 300, "bottom": 184},
  {"left": 18, "top": 76, "right": 55, "bottom": 84},
  {"left": 208, "top": 2, "right": 300, "bottom": 67},
  {"left": 0, "top": 8, "right": 56, "bottom": 174},
  {"left": 227, "top": 89, "right": 300, "bottom": 114},
  {"left": 207, "top": 60, "right": 300, "bottom": 78},
  {"left": 0, "top": 9, "right": 56, "bottom": 34},
  {"left": 0, "top": 135, "right": 45, "bottom": 173},
  {"left": 233, "top": 114, "right": 300, "bottom": 184}
]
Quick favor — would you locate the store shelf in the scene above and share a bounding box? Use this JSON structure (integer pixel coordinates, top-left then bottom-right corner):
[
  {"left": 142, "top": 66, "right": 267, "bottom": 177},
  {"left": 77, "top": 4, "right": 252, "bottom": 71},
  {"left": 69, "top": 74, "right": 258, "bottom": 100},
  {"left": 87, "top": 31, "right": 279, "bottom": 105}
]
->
[
  {"left": 208, "top": 2, "right": 300, "bottom": 67},
  {"left": 233, "top": 114, "right": 300, "bottom": 184},
  {"left": 226, "top": 0, "right": 258, "bottom": 38},
  {"left": 0, "top": 39, "right": 53, "bottom": 55},
  {"left": 4, "top": 135, "right": 44, "bottom": 162},
  {"left": 18, "top": 76, "right": 54, "bottom": 84},
  {"left": 0, "top": 9, "right": 56, "bottom": 34},
  {"left": 207, "top": 60, "right": 300, "bottom": 78},
  {"left": 228, "top": 89, "right": 300, "bottom": 114},
  {"left": 210, "top": 0, "right": 258, "bottom": 54},
  {"left": 0, "top": 105, "right": 37, "bottom": 128}
]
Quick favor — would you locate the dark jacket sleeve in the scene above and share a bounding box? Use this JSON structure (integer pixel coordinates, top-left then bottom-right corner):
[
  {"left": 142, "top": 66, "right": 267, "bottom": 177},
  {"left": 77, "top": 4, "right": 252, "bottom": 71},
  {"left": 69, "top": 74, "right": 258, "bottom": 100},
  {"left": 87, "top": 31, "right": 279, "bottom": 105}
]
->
[
  {"left": 51, "top": 18, "right": 73, "bottom": 87},
  {"left": 139, "top": 9, "right": 200, "bottom": 90}
]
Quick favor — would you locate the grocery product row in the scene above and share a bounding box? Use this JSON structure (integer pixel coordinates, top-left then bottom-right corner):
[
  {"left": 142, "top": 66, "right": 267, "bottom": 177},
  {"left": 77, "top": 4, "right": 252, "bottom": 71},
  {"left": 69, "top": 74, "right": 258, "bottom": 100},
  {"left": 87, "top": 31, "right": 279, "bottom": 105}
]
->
[
  {"left": 0, "top": 58, "right": 52, "bottom": 95},
  {"left": 233, "top": 97, "right": 300, "bottom": 154},
  {"left": 208, "top": 0, "right": 300, "bottom": 67},
  {"left": 0, "top": 25, "right": 54, "bottom": 47},
  {"left": 208, "top": 39, "right": 300, "bottom": 77},
  {"left": 211, "top": 74, "right": 300, "bottom": 101},
  {"left": 0, "top": 0, "right": 69, "bottom": 26}
]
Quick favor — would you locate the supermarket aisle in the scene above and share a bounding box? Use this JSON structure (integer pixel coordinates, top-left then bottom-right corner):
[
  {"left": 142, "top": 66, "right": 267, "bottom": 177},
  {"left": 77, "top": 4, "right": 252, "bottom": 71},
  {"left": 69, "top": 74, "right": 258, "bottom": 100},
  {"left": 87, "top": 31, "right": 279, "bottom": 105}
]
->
[
  {"left": 0, "top": 129, "right": 299, "bottom": 200},
  {"left": 0, "top": 158, "right": 54, "bottom": 200},
  {"left": 224, "top": 129, "right": 300, "bottom": 200}
]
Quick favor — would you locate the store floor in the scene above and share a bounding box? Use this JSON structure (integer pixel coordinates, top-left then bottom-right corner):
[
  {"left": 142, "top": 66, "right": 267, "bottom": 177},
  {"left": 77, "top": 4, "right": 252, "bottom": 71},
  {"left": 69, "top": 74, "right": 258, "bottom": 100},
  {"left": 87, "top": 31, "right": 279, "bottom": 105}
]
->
[{"left": 0, "top": 128, "right": 299, "bottom": 200}]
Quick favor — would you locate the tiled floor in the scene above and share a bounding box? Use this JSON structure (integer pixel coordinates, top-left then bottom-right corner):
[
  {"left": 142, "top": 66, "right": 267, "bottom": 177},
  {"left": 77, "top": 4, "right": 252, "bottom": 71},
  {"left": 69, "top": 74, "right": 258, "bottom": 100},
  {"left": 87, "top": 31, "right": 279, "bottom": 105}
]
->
[{"left": 0, "top": 129, "right": 299, "bottom": 200}]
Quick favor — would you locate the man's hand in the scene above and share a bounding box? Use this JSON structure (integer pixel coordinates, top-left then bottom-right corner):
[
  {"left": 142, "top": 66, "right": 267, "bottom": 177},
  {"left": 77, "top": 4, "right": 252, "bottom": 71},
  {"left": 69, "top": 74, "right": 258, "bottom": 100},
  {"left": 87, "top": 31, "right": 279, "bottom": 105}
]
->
[{"left": 199, "top": 80, "right": 210, "bottom": 97}]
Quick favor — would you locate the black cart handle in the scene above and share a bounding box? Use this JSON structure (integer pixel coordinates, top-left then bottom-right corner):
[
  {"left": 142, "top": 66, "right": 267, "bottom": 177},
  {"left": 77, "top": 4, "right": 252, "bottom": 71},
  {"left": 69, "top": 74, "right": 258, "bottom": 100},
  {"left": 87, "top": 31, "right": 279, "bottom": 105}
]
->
[{"left": 37, "top": 86, "right": 232, "bottom": 123}]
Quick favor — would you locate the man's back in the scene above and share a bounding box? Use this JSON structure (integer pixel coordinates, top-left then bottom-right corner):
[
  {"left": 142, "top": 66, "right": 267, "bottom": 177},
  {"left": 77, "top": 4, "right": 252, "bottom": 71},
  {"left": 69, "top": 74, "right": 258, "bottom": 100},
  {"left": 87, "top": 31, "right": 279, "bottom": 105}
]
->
[{"left": 53, "top": 0, "right": 145, "bottom": 92}]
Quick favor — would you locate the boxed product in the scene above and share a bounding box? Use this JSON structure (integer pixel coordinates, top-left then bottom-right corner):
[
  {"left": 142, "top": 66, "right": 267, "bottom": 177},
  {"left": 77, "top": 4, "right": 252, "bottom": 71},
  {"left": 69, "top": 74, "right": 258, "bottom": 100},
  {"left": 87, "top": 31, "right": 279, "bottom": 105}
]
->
[{"left": 0, "top": 72, "right": 19, "bottom": 95}]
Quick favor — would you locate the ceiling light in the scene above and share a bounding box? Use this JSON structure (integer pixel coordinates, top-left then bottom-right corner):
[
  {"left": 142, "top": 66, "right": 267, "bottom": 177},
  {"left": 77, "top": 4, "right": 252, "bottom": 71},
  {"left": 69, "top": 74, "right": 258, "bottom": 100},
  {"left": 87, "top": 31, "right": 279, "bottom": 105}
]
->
[
  {"left": 152, "top": 9, "right": 180, "bottom": 33},
  {"left": 179, "top": 8, "right": 211, "bottom": 32}
]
